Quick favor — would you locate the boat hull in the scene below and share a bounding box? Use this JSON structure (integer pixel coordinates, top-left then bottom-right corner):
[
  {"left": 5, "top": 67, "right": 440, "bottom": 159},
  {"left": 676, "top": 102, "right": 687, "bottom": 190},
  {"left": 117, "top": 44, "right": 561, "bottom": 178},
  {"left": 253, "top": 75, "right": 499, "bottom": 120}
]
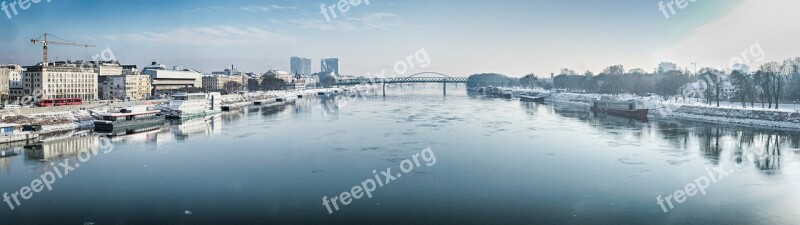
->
[
  {"left": 590, "top": 107, "right": 649, "bottom": 120},
  {"left": 520, "top": 96, "right": 545, "bottom": 103},
  {"left": 0, "top": 150, "right": 18, "bottom": 157},
  {"left": 165, "top": 110, "right": 222, "bottom": 120},
  {"left": 0, "top": 132, "right": 39, "bottom": 144},
  {"left": 94, "top": 117, "right": 166, "bottom": 132},
  {"left": 94, "top": 122, "right": 165, "bottom": 136}
]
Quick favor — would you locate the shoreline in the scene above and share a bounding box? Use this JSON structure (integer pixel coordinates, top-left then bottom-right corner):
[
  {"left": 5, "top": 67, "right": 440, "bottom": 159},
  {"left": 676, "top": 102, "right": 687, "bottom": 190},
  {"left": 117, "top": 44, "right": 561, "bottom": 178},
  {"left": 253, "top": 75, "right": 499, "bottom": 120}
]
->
[
  {"left": 0, "top": 88, "right": 352, "bottom": 135},
  {"left": 544, "top": 92, "right": 800, "bottom": 130}
]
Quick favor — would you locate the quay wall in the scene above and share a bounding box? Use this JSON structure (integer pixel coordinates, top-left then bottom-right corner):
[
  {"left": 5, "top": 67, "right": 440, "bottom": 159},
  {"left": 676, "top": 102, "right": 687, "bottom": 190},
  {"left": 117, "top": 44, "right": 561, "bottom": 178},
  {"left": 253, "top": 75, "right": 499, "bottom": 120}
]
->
[{"left": 671, "top": 105, "right": 800, "bottom": 129}]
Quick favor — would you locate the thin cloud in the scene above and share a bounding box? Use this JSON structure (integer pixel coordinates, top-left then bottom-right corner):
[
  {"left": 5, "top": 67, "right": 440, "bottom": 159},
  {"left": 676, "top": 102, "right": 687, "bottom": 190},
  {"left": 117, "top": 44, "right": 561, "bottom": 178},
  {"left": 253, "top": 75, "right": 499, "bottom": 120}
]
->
[
  {"left": 188, "top": 5, "right": 297, "bottom": 13},
  {"left": 240, "top": 5, "right": 298, "bottom": 13},
  {"left": 288, "top": 19, "right": 359, "bottom": 31},
  {"left": 347, "top": 12, "right": 400, "bottom": 29},
  {"left": 104, "top": 26, "right": 296, "bottom": 46},
  {"left": 289, "top": 12, "right": 401, "bottom": 31}
]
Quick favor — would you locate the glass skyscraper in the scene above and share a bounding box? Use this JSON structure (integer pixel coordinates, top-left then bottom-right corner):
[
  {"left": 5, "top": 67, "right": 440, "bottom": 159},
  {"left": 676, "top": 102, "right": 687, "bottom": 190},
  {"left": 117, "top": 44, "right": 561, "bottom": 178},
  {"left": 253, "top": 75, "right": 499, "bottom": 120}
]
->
[{"left": 321, "top": 58, "right": 339, "bottom": 75}]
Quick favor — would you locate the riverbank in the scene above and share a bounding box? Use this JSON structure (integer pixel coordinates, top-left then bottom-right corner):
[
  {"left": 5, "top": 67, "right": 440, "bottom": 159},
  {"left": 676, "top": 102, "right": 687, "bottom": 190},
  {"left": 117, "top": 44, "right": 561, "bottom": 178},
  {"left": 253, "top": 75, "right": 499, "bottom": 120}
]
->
[
  {"left": 0, "top": 88, "right": 351, "bottom": 135},
  {"left": 545, "top": 92, "right": 800, "bottom": 130},
  {"left": 0, "top": 111, "right": 95, "bottom": 133}
]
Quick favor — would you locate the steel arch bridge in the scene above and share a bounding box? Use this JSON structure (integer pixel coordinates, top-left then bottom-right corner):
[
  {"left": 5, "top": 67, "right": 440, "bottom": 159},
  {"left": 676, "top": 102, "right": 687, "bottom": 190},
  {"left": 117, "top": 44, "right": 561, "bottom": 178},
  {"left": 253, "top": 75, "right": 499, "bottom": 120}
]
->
[
  {"left": 334, "top": 72, "right": 507, "bottom": 96},
  {"left": 335, "top": 72, "right": 477, "bottom": 85}
]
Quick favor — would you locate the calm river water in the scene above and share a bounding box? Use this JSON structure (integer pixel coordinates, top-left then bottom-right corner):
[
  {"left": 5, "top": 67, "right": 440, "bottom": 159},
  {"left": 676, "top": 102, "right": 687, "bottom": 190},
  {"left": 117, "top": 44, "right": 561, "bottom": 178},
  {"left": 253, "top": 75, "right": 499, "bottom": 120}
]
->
[{"left": 1, "top": 85, "right": 798, "bottom": 225}]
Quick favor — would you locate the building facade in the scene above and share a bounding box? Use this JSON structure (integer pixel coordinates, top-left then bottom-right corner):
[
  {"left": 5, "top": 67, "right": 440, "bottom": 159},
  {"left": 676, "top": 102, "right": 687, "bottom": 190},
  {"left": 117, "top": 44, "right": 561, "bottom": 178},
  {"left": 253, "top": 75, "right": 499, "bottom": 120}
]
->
[
  {"left": 290, "top": 56, "right": 312, "bottom": 75},
  {"left": 80, "top": 61, "right": 124, "bottom": 100},
  {"left": 99, "top": 75, "right": 152, "bottom": 101},
  {"left": 658, "top": 62, "right": 678, "bottom": 74},
  {"left": 264, "top": 70, "right": 294, "bottom": 84},
  {"left": 137, "top": 75, "right": 152, "bottom": 99},
  {"left": 202, "top": 75, "right": 242, "bottom": 91},
  {"left": 0, "top": 68, "right": 9, "bottom": 103},
  {"left": 4, "top": 65, "right": 24, "bottom": 102},
  {"left": 142, "top": 62, "right": 203, "bottom": 96},
  {"left": 88, "top": 61, "right": 124, "bottom": 76},
  {"left": 321, "top": 58, "right": 339, "bottom": 75},
  {"left": 22, "top": 63, "right": 98, "bottom": 101},
  {"left": 732, "top": 63, "right": 750, "bottom": 74}
]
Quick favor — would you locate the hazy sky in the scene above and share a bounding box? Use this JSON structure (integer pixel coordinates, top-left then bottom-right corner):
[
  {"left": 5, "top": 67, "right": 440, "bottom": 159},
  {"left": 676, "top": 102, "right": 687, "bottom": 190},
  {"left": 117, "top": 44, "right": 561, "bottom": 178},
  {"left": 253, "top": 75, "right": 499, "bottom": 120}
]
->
[{"left": 1, "top": 0, "right": 796, "bottom": 77}]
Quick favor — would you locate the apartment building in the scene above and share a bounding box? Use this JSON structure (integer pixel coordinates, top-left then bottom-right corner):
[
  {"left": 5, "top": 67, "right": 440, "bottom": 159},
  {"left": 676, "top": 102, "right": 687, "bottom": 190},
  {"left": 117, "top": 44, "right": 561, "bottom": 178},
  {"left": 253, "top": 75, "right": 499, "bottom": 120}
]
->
[{"left": 22, "top": 63, "right": 98, "bottom": 101}]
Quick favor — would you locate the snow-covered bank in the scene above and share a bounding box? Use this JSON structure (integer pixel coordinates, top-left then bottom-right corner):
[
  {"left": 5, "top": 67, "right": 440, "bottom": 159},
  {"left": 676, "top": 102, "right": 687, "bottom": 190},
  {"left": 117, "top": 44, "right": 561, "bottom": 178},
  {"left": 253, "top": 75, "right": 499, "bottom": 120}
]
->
[
  {"left": 665, "top": 105, "right": 800, "bottom": 129},
  {"left": 545, "top": 93, "right": 596, "bottom": 106},
  {"left": 545, "top": 92, "right": 800, "bottom": 129},
  {"left": 0, "top": 111, "right": 95, "bottom": 133}
]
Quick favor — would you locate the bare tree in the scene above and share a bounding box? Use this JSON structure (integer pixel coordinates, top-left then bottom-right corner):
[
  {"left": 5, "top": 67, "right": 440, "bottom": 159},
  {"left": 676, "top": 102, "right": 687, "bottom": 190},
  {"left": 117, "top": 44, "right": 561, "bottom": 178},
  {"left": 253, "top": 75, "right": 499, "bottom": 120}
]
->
[
  {"left": 602, "top": 65, "right": 625, "bottom": 76},
  {"left": 730, "top": 70, "right": 751, "bottom": 108},
  {"left": 560, "top": 68, "right": 577, "bottom": 76},
  {"left": 761, "top": 62, "right": 782, "bottom": 109}
]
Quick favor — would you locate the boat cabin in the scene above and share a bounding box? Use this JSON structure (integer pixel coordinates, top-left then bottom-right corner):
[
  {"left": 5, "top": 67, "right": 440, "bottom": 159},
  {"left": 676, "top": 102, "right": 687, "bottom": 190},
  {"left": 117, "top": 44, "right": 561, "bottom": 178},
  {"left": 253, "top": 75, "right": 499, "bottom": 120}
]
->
[
  {"left": 0, "top": 124, "right": 19, "bottom": 135},
  {"left": 22, "top": 125, "right": 42, "bottom": 132},
  {"left": 593, "top": 99, "right": 640, "bottom": 111},
  {"left": 172, "top": 93, "right": 208, "bottom": 101},
  {"left": 98, "top": 111, "right": 162, "bottom": 122}
]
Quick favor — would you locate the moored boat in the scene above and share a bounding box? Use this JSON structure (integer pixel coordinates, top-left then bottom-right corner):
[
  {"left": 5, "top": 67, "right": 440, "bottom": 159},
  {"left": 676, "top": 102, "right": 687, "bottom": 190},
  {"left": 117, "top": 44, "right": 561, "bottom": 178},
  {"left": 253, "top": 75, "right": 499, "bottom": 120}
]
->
[
  {"left": 221, "top": 102, "right": 252, "bottom": 112},
  {"left": 485, "top": 86, "right": 513, "bottom": 98},
  {"left": 165, "top": 92, "right": 222, "bottom": 119},
  {"left": 0, "top": 123, "right": 39, "bottom": 144},
  {"left": 0, "top": 149, "right": 18, "bottom": 157},
  {"left": 94, "top": 108, "right": 166, "bottom": 135},
  {"left": 590, "top": 98, "right": 649, "bottom": 120},
  {"left": 520, "top": 95, "right": 546, "bottom": 103}
]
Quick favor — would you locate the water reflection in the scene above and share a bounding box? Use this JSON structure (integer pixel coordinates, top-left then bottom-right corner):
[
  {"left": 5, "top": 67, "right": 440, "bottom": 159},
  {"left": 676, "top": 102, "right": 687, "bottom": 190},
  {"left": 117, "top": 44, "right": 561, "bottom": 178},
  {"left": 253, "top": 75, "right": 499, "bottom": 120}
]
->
[
  {"left": 0, "top": 88, "right": 798, "bottom": 224},
  {"left": 537, "top": 101, "right": 800, "bottom": 175},
  {"left": 167, "top": 116, "right": 222, "bottom": 141},
  {"left": 24, "top": 134, "right": 98, "bottom": 161},
  {"left": 0, "top": 142, "right": 27, "bottom": 173}
]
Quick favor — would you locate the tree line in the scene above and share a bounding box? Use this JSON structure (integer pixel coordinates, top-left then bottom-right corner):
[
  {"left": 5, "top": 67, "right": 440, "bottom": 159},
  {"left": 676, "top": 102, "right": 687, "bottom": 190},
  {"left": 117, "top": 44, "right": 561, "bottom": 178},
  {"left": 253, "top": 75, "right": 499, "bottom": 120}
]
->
[
  {"left": 466, "top": 57, "right": 800, "bottom": 109},
  {"left": 542, "top": 58, "right": 800, "bottom": 109}
]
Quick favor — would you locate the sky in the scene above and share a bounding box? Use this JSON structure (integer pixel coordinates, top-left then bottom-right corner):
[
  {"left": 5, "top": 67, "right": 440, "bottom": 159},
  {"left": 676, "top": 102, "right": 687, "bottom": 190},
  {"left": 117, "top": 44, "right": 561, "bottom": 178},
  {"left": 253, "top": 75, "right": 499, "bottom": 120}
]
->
[{"left": 0, "top": 0, "right": 797, "bottom": 78}]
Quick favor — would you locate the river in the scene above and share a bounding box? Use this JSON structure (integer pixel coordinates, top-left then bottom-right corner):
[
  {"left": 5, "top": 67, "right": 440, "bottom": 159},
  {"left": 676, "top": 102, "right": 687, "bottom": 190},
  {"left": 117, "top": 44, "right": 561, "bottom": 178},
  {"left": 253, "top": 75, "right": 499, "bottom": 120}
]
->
[{"left": 1, "top": 85, "right": 798, "bottom": 225}]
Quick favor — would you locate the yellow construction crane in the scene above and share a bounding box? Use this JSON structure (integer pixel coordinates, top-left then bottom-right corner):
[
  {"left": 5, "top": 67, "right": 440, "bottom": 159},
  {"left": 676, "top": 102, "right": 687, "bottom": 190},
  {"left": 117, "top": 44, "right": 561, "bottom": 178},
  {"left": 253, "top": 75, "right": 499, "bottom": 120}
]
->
[{"left": 31, "top": 33, "right": 95, "bottom": 65}]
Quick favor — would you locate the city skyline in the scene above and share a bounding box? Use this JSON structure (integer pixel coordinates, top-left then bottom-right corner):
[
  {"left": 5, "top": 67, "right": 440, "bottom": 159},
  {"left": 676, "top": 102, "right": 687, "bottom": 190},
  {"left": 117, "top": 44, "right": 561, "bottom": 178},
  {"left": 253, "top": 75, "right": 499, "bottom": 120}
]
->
[
  {"left": 2, "top": 0, "right": 799, "bottom": 77},
  {"left": 2, "top": 1, "right": 800, "bottom": 224},
  {"left": 289, "top": 56, "right": 312, "bottom": 75}
]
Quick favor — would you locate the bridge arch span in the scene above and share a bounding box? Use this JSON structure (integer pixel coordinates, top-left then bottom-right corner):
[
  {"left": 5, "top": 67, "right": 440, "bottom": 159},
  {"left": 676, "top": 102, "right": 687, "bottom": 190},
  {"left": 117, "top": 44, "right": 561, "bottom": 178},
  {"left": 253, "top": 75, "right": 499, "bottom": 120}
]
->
[{"left": 402, "top": 72, "right": 453, "bottom": 79}]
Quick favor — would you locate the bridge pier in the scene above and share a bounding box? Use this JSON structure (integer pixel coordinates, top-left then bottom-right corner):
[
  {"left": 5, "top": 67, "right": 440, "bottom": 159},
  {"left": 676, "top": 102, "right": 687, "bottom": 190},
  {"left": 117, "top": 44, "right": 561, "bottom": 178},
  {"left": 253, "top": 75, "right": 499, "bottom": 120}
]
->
[
  {"left": 443, "top": 82, "right": 447, "bottom": 96},
  {"left": 382, "top": 81, "right": 386, "bottom": 97}
]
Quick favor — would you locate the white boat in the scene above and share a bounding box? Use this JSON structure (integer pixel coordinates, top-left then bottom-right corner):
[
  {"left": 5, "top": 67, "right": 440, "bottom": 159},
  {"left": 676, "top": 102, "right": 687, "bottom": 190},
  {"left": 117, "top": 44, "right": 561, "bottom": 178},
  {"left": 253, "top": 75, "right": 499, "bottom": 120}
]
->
[
  {"left": 0, "top": 149, "right": 18, "bottom": 157},
  {"left": 0, "top": 123, "right": 39, "bottom": 144},
  {"left": 165, "top": 92, "right": 222, "bottom": 119}
]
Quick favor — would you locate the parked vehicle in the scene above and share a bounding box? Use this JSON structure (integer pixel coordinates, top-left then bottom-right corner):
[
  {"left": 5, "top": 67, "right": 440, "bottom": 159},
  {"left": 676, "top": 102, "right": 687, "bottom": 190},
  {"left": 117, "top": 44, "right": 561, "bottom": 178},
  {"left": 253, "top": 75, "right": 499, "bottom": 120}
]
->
[{"left": 39, "top": 98, "right": 83, "bottom": 107}]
